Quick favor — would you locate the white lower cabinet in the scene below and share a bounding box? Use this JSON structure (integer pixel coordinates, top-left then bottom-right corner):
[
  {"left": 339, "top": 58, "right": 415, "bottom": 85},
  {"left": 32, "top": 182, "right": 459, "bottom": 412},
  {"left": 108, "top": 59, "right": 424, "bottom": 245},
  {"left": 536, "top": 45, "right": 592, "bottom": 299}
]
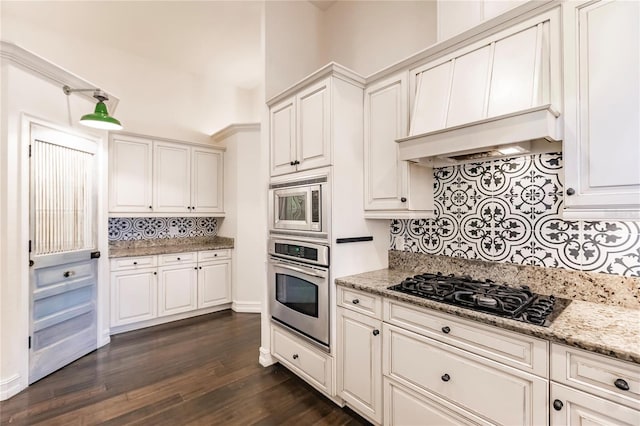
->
[
  {"left": 384, "top": 378, "right": 490, "bottom": 426},
  {"left": 550, "top": 343, "right": 640, "bottom": 425},
  {"left": 110, "top": 249, "right": 232, "bottom": 331},
  {"left": 384, "top": 323, "right": 548, "bottom": 426},
  {"left": 110, "top": 267, "right": 157, "bottom": 327},
  {"left": 157, "top": 263, "right": 198, "bottom": 317},
  {"left": 271, "top": 325, "right": 333, "bottom": 396},
  {"left": 336, "top": 307, "right": 382, "bottom": 424}
]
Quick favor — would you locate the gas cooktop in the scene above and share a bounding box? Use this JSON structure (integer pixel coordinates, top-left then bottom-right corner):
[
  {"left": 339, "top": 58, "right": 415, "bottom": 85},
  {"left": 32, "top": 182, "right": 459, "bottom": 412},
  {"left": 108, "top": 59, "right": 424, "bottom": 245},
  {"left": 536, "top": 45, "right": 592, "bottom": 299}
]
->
[{"left": 388, "top": 273, "right": 570, "bottom": 327}]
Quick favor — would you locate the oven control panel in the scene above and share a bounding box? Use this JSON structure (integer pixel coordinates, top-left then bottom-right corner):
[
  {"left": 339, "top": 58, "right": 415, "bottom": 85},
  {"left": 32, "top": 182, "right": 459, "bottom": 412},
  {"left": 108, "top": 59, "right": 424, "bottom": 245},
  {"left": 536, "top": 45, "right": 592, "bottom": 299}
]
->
[
  {"left": 274, "top": 242, "right": 318, "bottom": 262},
  {"left": 269, "top": 238, "right": 330, "bottom": 267}
]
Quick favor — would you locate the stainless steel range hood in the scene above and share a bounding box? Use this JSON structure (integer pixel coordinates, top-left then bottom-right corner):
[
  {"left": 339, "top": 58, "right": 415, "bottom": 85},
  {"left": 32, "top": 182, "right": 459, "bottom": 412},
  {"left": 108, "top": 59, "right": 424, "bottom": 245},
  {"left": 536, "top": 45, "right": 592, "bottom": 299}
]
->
[{"left": 396, "top": 104, "right": 562, "bottom": 165}]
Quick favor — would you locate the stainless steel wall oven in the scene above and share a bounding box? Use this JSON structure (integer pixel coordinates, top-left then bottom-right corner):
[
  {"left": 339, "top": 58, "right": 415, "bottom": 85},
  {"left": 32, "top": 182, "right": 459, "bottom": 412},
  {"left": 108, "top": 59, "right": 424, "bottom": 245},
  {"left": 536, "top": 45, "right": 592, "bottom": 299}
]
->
[{"left": 268, "top": 238, "right": 330, "bottom": 350}]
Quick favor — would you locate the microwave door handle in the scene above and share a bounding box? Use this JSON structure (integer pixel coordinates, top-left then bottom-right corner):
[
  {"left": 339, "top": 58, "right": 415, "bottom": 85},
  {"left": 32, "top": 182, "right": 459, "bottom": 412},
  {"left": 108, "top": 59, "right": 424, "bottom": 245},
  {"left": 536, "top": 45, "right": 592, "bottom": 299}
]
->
[{"left": 273, "top": 262, "right": 324, "bottom": 278}]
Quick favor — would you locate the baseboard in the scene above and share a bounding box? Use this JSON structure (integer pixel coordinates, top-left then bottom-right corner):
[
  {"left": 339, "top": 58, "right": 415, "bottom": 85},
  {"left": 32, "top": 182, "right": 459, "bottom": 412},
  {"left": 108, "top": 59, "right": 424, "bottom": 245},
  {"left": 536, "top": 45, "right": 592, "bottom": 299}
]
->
[
  {"left": 99, "top": 329, "right": 111, "bottom": 347},
  {"left": 232, "top": 301, "right": 262, "bottom": 313},
  {"left": 259, "top": 346, "right": 275, "bottom": 367},
  {"left": 0, "top": 374, "right": 24, "bottom": 401}
]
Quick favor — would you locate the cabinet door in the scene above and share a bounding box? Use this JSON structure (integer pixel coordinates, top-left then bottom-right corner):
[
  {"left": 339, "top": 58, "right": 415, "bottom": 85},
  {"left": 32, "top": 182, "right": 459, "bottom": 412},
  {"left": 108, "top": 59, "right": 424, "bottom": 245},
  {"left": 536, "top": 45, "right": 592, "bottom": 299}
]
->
[
  {"left": 550, "top": 382, "right": 640, "bottom": 426},
  {"left": 191, "top": 147, "right": 223, "bottom": 213},
  {"left": 197, "top": 260, "right": 230, "bottom": 308},
  {"left": 157, "top": 264, "right": 198, "bottom": 316},
  {"left": 562, "top": 0, "right": 640, "bottom": 218},
  {"left": 364, "top": 73, "right": 410, "bottom": 212},
  {"left": 296, "top": 78, "right": 331, "bottom": 172},
  {"left": 153, "top": 141, "right": 191, "bottom": 213},
  {"left": 110, "top": 269, "right": 156, "bottom": 326},
  {"left": 109, "top": 136, "right": 153, "bottom": 213},
  {"left": 270, "top": 97, "right": 297, "bottom": 176},
  {"left": 336, "top": 307, "right": 382, "bottom": 424}
]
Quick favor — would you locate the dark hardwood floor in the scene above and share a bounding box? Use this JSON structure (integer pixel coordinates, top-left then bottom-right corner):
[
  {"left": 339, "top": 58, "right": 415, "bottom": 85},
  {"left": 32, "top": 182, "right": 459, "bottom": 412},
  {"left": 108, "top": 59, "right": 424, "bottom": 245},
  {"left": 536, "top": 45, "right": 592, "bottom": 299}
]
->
[{"left": 0, "top": 311, "right": 370, "bottom": 425}]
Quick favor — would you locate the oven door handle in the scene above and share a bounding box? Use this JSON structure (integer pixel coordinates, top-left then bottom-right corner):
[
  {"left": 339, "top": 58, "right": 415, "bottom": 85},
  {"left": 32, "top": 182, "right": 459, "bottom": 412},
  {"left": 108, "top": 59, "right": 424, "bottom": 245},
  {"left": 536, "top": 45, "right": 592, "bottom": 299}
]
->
[{"left": 272, "top": 262, "right": 325, "bottom": 278}]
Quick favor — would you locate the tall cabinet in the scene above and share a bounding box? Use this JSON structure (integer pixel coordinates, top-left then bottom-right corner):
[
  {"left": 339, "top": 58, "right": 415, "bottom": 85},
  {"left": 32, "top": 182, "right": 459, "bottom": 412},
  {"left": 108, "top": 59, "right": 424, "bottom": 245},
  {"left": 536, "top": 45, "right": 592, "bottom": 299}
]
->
[{"left": 562, "top": 0, "right": 640, "bottom": 219}]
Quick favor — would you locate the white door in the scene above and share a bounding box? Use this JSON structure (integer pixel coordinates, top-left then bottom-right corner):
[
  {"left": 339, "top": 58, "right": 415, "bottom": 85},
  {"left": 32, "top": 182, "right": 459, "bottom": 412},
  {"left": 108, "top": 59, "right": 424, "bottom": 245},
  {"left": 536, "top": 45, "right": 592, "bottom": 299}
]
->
[
  {"left": 270, "top": 97, "right": 297, "bottom": 176},
  {"left": 110, "top": 269, "right": 157, "bottom": 327},
  {"left": 153, "top": 141, "right": 191, "bottom": 212},
  {"left": 198, "top": 261, "right": 230, "bottom": 308},
  {"left": 108, "top": 135, "right": 153, "bottom": 213},
  {"left": 191, "top": 147, "right": 223, "bottom": 213},
  {"left": 296, "top": 78, "right": 331, "bottom": 172},
  {"left": 29, "top": 123, "right": 99, "bottom": 384},
  {"left": 157, "top": 264, "right": 198, "bottom": 316}
]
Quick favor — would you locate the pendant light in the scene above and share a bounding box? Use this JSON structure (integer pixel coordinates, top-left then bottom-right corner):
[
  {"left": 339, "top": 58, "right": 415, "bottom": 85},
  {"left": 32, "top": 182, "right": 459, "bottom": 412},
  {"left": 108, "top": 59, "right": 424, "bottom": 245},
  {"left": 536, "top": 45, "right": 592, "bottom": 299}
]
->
[{"left": 63, "top": 85, "right": 123, "bottom": 130}]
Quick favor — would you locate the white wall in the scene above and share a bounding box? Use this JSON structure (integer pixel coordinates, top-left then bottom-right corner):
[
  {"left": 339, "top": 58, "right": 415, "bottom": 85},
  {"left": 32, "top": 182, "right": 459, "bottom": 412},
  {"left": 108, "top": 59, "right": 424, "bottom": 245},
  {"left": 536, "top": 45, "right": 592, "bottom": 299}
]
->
[
  {"left": 1, "top": 2, "right": 261, "bottom": 141},
  {"left": 215, "top": 124, "right": 265, "bottom": 313},
  {"left": 322, "top": 0, "right": 437, "bottom": 77},
  {"left": 264, "top": 1, "right": 326, "bottom": 100},
  {"left": 0, "top": 57, "right": 110, "bottom": 400}
]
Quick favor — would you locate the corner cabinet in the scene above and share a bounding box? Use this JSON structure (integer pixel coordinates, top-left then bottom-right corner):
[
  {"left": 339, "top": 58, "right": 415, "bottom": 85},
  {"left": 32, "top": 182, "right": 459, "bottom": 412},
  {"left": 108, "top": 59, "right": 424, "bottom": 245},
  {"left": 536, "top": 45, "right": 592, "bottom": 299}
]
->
[
  {"left": 363, "top": 72, "right": 434, "bottom": 219},
  {"left": 109, "top": 133, "right": 224, "bottom": 216},
  {"left": 270, "top": 78, "right": 331, "bottom": 176},
  {"left": 562, "top": 0, "right": 640, "bottom": 220}
]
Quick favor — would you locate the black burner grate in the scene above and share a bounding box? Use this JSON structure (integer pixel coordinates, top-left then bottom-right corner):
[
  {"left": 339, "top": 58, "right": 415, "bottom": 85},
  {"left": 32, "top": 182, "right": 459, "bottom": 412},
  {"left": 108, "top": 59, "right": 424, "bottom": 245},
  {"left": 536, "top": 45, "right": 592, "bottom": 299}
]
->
[{"left": 388, "top": 273, "right": 563, "bottom": 326}]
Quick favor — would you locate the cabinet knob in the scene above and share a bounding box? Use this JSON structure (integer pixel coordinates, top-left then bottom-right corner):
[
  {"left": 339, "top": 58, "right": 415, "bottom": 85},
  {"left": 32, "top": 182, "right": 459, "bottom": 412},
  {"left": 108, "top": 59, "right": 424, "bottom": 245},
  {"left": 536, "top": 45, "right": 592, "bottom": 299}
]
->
[
  {"left": 441, "top": 374, "right": 450, "bottom": 382},
  {"left": 294, "top": 160, "right": 300, "bottom": 165},
  {"left": 290, "top": 161, "right": 295, "bottom": 166},
  {"left": 187, "top": 206, "right": 191, "bottom": 210},
  {"left": 148, "top": 206, "right": 152, "bottom": 209},
  {"left": 352, "top": 299, "right": 360, "bottom": 305},
  {"left": 177, "top": 257, "right": 181, "bottom": 261},
  {"left": 194, "top": 267, "right": 198, "bottom": 270},
  {"left": 153, "top": 272, "right": 157, "bottom": 275},
  {"left": 442, "top": 326, "right": 451, "bottom": 334},
  {"left": 191, "top": 206, "right": 195, "bottom": 210},
  {"left": 614, "top": 378, "right": 630, "bottom": 391},
  {"left": 133, "top": 261, "right": 137, "bottom": 265},
  {"left": 214, "top": 253, "right": 218, "bottom": 257},
  {"left": 372, "top": 329, "right": 380, "bottom": 336},
  {"left": 292, "top": 354, "right": 299, "bottom": 360},
  {"left": 566, "top": 188, "right": 576, "bottom": 196},
  {"left": 63, "top": 270, "right": 75, "bottom": 278},
  {"left": 553, "top": 399, "right": 563, "bottom": 411},
  {"left": 199, "top": 266, "right": 202, "bottom": 270},
  {"left": 400, "top": 197, "right": 407, "bottom": 203}
]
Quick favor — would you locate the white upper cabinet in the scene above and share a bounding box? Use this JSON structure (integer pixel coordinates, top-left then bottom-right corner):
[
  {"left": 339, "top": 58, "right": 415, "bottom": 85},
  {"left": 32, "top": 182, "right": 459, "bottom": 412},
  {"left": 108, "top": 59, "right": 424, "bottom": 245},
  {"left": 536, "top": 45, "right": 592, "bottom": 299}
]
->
[
  {"left": 191, "top": 147, "right": 224, "bottom": 213},
  {"left": 410, "top": 8, "right": 561, "bottom": 137},
  {"left": 364, "top": 72, "right": 434, "bottom": 218},
  {"left": 153, "top": 141, "right": 191, "bottom": 213},
  {"left": 109, "top": 135, "right": 153, "bottom": 213},
  {"left": 562, "top": 0, "right": 640, "bottom": 219},
  {"left": 437, "top": 0, "right": 527, "bottom": 42},
  {"left": 270, "top": 97, "right": 297, "bottom": 176},
  {"left": 109, "top": 134, "right": 224, "bottom": 216},
  {"left": 269, "top": 78, "right": 331, "bottom": 177}
]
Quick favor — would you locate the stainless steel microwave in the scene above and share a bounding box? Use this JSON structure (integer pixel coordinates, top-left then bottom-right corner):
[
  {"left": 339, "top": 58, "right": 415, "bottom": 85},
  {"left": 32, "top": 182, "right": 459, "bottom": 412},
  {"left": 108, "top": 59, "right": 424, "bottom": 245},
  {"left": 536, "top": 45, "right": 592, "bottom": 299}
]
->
[{"left": 269, "top": 176, "right": 328, "bottom": 236}]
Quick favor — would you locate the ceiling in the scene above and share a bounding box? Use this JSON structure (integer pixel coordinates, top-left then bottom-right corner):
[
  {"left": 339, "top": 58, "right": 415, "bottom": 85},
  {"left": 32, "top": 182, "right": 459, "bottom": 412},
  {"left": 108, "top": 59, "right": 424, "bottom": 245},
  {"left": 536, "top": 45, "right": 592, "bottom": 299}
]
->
[{"left": 1, "top": 1, "right": 264, "bottom": 89}]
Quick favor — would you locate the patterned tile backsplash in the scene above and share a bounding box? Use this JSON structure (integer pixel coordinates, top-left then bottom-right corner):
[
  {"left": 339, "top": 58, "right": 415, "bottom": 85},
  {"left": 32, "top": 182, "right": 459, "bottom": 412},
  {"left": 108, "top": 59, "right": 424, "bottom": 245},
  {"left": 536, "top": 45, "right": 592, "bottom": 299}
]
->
[
  {"left": 108, "top": 217, "right": 218, "bottom": 241},
  {"left": 390, "top": 153, "right": 640, "bottom": 277}
]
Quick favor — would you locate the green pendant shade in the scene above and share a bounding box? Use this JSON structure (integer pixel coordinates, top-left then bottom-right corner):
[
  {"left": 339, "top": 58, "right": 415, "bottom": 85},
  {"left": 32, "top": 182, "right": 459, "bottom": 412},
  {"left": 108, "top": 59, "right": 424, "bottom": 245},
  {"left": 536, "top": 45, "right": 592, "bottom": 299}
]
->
[{"left": 80, "top": 101, "right": 123, "bottom": 130}]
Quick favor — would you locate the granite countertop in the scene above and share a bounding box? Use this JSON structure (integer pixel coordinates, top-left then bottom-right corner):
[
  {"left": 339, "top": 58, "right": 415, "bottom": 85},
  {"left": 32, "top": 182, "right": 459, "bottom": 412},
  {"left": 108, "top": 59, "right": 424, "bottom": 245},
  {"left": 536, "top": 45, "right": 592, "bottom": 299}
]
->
[
  {"left": 108, "top": 236, "right": 234, "bottom": 258},
  {"left": 336, "top": 268, "right": 640, "bottom": 364}
]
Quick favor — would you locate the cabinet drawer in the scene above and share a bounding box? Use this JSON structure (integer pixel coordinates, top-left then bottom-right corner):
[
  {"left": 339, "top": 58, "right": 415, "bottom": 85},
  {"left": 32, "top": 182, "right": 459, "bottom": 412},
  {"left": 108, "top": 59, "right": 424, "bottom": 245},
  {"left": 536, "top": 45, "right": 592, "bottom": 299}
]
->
[
  {"left": 383, "top": 324, "right": 547, "bottom": 426},
  {"left": 110, "top": 255, "right": 157, "bottom": 271},
  {"left": 551, "top": 382, "right": 640, "bottom": 426},
  {"left": 384, "top": 378, "right": 492, "bottom": 426},
  {"left": 271, "top": 325, "right": 333, "bottom": 395},
  {"left": 337, "top": 286, "right": 382, "bottom": 319},
  {"left": 551, "top": 343, "right": 640, "bottom": 409},
  {"left": 198, "top": 249, "right": 231, "bottom": 262},
  {"left": 384, "top": 299, "right": 548, "bottom": 377},
  {"left": 158, "top": 252, "right": 197, "bottom": 265}
]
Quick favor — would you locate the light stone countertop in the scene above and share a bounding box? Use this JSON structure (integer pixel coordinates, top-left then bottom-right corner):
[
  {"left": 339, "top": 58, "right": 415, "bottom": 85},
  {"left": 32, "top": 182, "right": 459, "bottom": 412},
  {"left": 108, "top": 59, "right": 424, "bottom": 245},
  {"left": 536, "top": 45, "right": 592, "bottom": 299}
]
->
[
  {"left": 336, "top": 268, "right": 640, "bottom": 364},
  {"left": 108, "top": 236, "right": 234, "bottom": 258}
]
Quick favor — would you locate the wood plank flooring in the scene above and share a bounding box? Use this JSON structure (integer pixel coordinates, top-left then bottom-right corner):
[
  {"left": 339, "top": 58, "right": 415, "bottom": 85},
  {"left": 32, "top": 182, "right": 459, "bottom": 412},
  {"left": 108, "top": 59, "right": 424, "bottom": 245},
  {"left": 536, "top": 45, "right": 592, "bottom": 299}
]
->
[{"left": 0, "top": 311, "right": 370, "bottom": 425}]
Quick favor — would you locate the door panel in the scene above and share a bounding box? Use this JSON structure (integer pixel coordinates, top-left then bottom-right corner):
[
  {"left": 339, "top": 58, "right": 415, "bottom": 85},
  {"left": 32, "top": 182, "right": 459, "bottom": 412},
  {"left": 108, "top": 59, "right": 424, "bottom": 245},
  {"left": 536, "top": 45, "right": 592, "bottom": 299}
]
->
[{"left": 29, "top": 124, "right": 98, "bottom": 384}]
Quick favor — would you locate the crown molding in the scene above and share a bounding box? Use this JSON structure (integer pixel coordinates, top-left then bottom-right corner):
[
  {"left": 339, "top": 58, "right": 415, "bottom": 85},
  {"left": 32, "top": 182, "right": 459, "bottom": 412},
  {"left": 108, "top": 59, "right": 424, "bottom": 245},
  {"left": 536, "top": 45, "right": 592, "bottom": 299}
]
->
[
  {"left": 211, "top": 122, "right": 261, "bottom": 142},
  {"left": 0, "top": 41, "right": 120, "bottom": 112}
]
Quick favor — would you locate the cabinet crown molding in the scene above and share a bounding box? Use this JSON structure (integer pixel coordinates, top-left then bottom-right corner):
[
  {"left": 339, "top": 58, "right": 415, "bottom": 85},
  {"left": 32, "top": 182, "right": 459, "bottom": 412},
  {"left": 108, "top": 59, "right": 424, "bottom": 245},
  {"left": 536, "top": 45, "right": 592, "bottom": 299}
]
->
[
  {"left": 1, "top": 41, "right": 120, "bottom": 113},
  {"left": 211, "top": 122, "right": 260, "bottom": 142},
  {"left": 111, "top": 131, "right": 226, "bottom": 151},
  {"left": 266, "top": 62, "right": 365, "bottom": 107}
]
